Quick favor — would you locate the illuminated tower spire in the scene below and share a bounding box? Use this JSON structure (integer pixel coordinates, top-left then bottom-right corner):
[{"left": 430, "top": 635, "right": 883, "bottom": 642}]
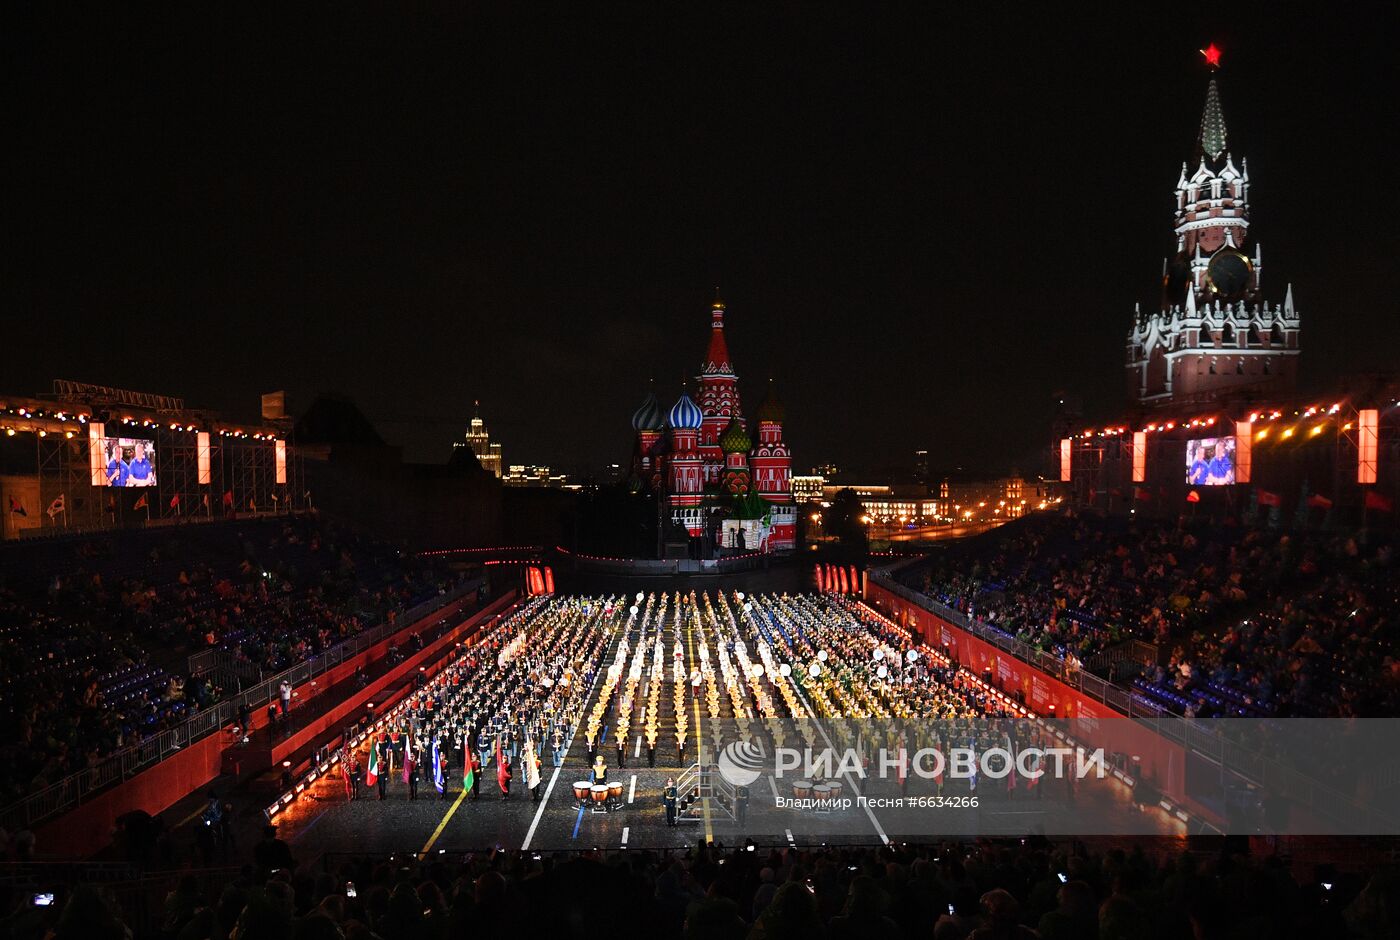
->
[{"left": 1197, "top": 78, "right": 1228, "bottom": 163}]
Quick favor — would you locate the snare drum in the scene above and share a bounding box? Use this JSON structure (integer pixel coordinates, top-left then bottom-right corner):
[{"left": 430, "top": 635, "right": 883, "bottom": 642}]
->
[
  {"left": 792, "top": 779, "right": 813, "bottom": 799},
  {"left": 573, "top": 781, "right": 592, "bottom": 803},
  {"left": 590, "top": 784, "right": 609, "bottom": 803}
]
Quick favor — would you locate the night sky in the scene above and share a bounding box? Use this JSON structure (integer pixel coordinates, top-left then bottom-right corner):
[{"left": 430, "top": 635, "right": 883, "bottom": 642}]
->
[{"left": 10, "top": 4, "right": 1399, "bottom": 479}]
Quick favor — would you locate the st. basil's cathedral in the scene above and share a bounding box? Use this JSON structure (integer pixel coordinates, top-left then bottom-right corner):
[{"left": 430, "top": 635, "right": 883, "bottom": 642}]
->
[{"left": 627, "top": 298, "right": 796, "bottom": 553}]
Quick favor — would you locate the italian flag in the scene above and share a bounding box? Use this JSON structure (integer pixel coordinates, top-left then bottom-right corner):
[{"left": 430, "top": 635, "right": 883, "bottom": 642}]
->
[{"left": 365, "top": 742, "right": 380, "bottom": 787}]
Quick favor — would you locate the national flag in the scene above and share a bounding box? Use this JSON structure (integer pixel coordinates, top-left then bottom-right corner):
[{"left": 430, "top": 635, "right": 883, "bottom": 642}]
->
[
  {"left": 1365, "top": 491, "right": 1394, "bottom": 513},
  {"left": 402, "top": 742, "right": 414, "bottom": 784},
  {"left": 1025, "top": 750, "right": 1042, "bottom": 790},
  {"left": 463, "top": 738, "right": 475, "bottom": 793},
  {"left": 365, "top": 742, "right": 380, "bottom": 787},
  {"left": 47, "top": 494, "right": 66, "bottom": 518},
  {"left": 431, "top": 738, "right": 444, "bottom": 793},
  {"left": 1307, "top": 493, "right": 1333, "bottom": 510},
  {"left": 523, "top": 735, "right": 541, "bottom": 791},
  {"left": 1256, "top": 489, "right": 1281, "bottom": 508},
  {"left": 1185, "top": 490, "right": 1200, "bottom": 503},
  {"left": 133, "top": 494, "right": 148, "bottom": 511},
  {"left": 8, "top": 496, "right": 26, "bottom": 517},
  {"left": 495, "top": 735, "right": 510, "bottom": 793}
]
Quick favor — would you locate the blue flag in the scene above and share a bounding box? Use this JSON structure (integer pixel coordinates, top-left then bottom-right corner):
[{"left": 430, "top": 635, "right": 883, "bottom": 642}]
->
[{"left": 432, "top": 738, "right": 444, "bottom": 793}]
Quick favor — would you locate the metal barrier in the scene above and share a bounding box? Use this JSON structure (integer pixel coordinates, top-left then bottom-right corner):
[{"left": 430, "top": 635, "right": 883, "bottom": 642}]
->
[
  {"left": 868, "top": 570, "right": 1396, "bottom": 832},
  {"left": 0, "top": 579, "right": 484, "bottom": 835}
]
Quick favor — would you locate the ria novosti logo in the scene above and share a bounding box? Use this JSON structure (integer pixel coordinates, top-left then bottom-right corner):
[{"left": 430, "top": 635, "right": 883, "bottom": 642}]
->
[
  {"left": 715, "top": 737, "right": 1108, "bottom": 787},
  {"left": 717, "top": 740, "right": 766, "bottom": 787}
]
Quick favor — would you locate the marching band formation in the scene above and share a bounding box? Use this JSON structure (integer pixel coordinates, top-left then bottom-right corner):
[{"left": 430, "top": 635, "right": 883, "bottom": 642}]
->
[{"left": 343, "top": 589, "right": 1062, "bottom": 809}]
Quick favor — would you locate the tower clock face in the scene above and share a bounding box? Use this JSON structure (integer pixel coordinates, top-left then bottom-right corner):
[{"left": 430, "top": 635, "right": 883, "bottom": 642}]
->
[
  {"left": 1198, "top": 226, "right": 1226, "bottom": 254},
  {"left": 1205, "top": 250, "right": 1252, "bottom": 300}
]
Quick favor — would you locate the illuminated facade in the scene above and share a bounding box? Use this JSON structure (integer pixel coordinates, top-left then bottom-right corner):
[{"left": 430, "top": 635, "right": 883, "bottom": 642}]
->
[
  {"left": 791, "top": 475, "right": 825, "bottom": 504},
  {"left": 628, "top": 298, "right": 795, "bottom": 551},
  {"left": 458, "top": 402, "right": 503, "bottom": 478},
  {"left": 502, "top": 464, "right": 569, "bottom": 488},
  {"left": 1127, "top": 60, "right": 1300, "bottom": 406}
]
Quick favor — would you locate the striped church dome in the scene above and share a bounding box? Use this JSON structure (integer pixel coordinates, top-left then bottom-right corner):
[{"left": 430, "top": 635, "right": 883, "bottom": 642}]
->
[
  {"left": 667, "top": 391, "right": 704, "bottom": 430},
  {"left": 631, "top": 391, "right": 665, "bottom": 432}
]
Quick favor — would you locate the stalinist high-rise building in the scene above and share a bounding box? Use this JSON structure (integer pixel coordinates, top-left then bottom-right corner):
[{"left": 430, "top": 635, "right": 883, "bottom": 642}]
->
[
  {"left": 459, "top": 402, "right": 503, "bottom": 477},
  {"left": 1126, "top": 47, "right": 1301, "bottom": 407}
]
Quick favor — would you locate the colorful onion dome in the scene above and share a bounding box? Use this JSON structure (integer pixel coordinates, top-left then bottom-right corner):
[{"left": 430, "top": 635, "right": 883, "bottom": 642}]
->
[
  {"left": 719, "top": 417, "right": 751, "bottom": 454},
  {"left": 756, "top": 380, "right": 785, "bottom": 423},
  {"left": 667, "top": 391, "right": 703, "bottom": 430},
  {"left": 631, "top": 391, "right": 665, "bottom": 432}
]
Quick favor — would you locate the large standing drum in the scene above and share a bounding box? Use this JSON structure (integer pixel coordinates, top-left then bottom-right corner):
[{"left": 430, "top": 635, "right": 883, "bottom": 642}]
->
[
  {"left": 573, "top": 781, "right": 592, "bottom": 804},
  {"left": 608, "top": 780, "right": 624, "bottom": 803},
  {"left": 812, "top": 784, "right": 833, "bottom": 803},
  {"left": 827, "top": 781, "right": 843, "bottom": 800},
  {"left": 792, "top": 779, "right": 813, "bottom": 799},
  {"left": 590, "top": 784, "right": 609, "bottom": 805}
]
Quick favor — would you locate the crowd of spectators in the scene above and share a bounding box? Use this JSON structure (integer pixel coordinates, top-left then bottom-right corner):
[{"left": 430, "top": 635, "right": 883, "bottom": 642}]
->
[
  {"left": 6, "top": 835, "right": 1399, "bottom": 939},
  {"left": 0, "top": 515, "right": 464, "bottom": 807},
  {"left": 902, "top": 511, "right": 1398, "bottom": 717}
]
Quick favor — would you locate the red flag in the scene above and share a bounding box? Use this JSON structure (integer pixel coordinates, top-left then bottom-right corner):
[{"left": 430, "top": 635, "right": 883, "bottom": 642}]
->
[
  {"left": 1365, "top": 491, "right": 1394, "bottom": 513},
  {"left": 1133, "top": 487, "right": 1152, "bottom": 502},
  {"left": 222, "top": 490, "right": 234, "bottom": 507},
  {"left": 1307, "top": 493, "right": 1333, "bottom": 509},
  {"left": 1256, "top": 489, "right": 1281, "bottom": 508},
  {"left": 814, "top": 565, "right": 825, "bottom": 592},
  {"left": 495, "top": 736, "right": 511, "bottom": 793},
  {"left": 169, "top": 494, "right": 180, "bottom": 510},
  {"left": 1185, "top": 490, "right": 1201, "bottom": 503},
  {"left": 133, "top": 494, "right": 148, "bottom": 511}
]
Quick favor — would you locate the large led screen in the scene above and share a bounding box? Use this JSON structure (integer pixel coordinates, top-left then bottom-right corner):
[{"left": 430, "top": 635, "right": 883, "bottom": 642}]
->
[
  {"left": 97, "top": 438, "right": 157, "bottom": 487},
  {"left": 1185, "top": 436, "right": 1235, "bottom": 486}
]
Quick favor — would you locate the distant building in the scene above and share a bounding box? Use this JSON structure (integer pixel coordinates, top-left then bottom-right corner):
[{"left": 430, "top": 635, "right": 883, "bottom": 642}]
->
[
  {"left": 791, "top": 475, "right": 825, "bottom": 505},
  {"left": 457, "top": 401, "right": 503, "bottom": 478},
  {"left": 819, "top": 476, "right": 1033, "bottom": 526},
  {"left": 503, "top": 464, "right": 570, "bottom": 488}
]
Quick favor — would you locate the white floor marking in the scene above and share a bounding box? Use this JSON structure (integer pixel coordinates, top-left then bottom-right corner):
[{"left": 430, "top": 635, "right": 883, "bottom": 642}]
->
[{"left": 628, "top": 774, "right": 637, "bottom": 804}]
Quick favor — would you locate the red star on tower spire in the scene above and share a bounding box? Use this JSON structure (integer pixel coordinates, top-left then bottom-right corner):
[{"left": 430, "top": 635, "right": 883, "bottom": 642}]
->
[{"left": 1200, "top": 43, "right": 1222, "bottom": 70}]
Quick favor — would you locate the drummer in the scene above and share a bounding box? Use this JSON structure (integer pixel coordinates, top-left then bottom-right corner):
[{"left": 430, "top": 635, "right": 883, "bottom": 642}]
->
[{"left": 592, "top": 753, "right": 607, "bottom": 784}]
